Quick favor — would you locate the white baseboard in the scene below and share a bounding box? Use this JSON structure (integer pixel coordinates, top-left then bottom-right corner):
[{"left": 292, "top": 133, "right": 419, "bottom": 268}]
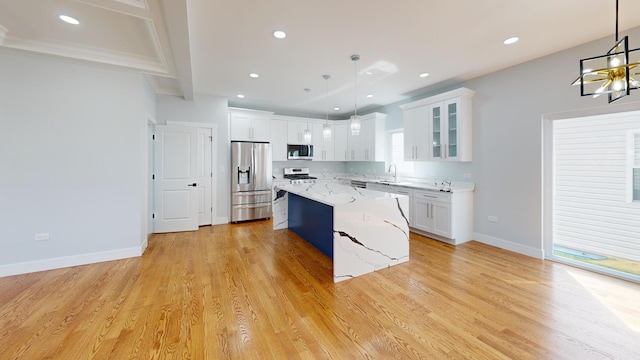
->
[
  {"left": 213, "top": 217, "right": 229, "bottom": 225},
  {"left": 0, "top": 246, "right": 143, "bottom": 278},
  {"left": 473, "top": 232, "right": 544, "bottom": 259}
]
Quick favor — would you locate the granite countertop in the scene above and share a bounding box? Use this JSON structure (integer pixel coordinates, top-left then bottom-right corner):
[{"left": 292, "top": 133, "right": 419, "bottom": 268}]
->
[{"left": 275, "top": 182, "right": 407, "bottom": 207}]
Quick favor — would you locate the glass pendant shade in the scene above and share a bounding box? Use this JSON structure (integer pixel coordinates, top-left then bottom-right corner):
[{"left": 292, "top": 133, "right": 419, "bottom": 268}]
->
[
  {"left": 303, "top": 128, "right": 312, "bottom": 144},
  {"left": 350, "top": 115, "right": 361, "bottom": 136},
  {"left": 323, "top": 124, "right": 332, "bottom": 140}
]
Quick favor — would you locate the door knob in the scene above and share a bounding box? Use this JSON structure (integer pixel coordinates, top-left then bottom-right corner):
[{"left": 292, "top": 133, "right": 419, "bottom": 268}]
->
[{"left": 187, "top": 183, "right": 197, "bottom": 187}]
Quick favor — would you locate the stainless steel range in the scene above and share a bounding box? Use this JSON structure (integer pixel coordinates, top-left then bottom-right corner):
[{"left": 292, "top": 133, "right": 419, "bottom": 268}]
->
[{"left": 283, "top": 167, "right": 316, "bottom": 184}]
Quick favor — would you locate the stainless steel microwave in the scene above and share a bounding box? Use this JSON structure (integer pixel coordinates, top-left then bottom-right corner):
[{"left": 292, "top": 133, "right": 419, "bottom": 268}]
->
[{"left": 287, "top": 144, "right": 313, "bottom": 160}]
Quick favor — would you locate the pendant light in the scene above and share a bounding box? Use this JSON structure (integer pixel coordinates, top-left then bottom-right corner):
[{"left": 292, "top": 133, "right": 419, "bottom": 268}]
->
[
  {"left": 303, "top": 88, "right": 312, "bottom": 144},
  {"left": 350, "top": 54, "right": 361, "bottom": 136},
  {"left": 322, "top": 74, "right": 332, "bottom": 141},
  {"left": 572, "top": 0, "right": 640, "bottom": 103}
]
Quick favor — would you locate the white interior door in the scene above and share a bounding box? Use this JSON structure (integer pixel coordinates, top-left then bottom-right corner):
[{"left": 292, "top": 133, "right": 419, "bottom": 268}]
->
[
  {"left": 198, "top": 128, "right": 212, "bottom": 226},
  {"left": 154, "top": 125, "right": 198, "bottom": 233}
]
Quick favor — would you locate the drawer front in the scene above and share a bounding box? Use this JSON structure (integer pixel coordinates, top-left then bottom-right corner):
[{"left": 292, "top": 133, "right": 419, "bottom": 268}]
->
[
  {"left": 231, "top": 203, "right": 272, "bottom": 222},
  {"left": 232, "top": 190, "right": 272, "bottom": 205},
  {"left": 413, "top": 189, "right": 450, "bottom": 203}
]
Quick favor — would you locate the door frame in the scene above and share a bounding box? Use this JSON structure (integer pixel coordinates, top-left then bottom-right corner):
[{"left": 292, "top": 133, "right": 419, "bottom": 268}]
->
[
  {"left": 144, "top": 113, "right": 157, "bottom": 252},
  {"left": 166, "top": 121, "right": 218, "bottom": 226},
  {"left": 542, "top": 101, "right": 640, "bottom": 282}
]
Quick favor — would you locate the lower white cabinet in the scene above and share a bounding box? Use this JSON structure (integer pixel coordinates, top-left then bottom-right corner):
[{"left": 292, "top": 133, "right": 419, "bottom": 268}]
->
[
  {"left": 411, "top": 189, "right": 472, "bottom": 245},
  {"left": 367, "top": 181, "right": 473, "bottom": 245},
  {"left": 412, "top": 190, "right": 451, "bottom": 238}
]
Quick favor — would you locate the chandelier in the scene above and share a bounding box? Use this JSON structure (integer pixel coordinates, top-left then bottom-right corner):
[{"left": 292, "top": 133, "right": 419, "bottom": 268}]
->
[{"left": 572, "top": 0, "right": 640, "bottom": 103}]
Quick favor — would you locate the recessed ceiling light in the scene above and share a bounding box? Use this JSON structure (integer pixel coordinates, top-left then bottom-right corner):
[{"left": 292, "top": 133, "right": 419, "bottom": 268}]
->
[
  {"left": 365, "top": 71, "right": 373, "bottom": 75},
  {"left": 237, "top": 94, "right": 245, "bottom": 98},
  {"left": 419, "top": 72, "right": 430, "bottom": 78},
  {"left": 503, "top": 37, "right": 519, "bottom": 45},
  {"left": 273, "top": 30, "right": 286, "bottom": 39},
  {"left": 249, "top": 73, "right": 259, "bottom": 78},
  {"left": 366, "top": 94, "right": 374, "bottom": 98},
  {"left": 59, "top": 15, "right": 79, "bottom": 25},
  {"left": 333, "top": 107, "right": 340, "bottom": 111}
]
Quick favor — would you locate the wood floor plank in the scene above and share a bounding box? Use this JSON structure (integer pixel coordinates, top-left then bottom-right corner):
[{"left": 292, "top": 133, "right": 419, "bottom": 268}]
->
[{"left": 1, "top": 220, "right": 639, "bottom": 359}]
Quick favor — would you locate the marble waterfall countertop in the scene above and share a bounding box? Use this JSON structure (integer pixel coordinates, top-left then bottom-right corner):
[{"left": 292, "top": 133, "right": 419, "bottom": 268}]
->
[
  {"left": 275, "top": 182, "right": 404, "bottom": 206},
  {"left": 273, "top": 173, "right": 475, "bottom": 193},
  {"left": 273, "top": 182, "right": 410, "bottom": 282}
]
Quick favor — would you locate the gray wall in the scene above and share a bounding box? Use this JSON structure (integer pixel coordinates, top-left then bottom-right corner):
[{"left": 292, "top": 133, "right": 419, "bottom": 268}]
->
[
  {"left": 0, "top": 49, "right": 154, "bottom": 273},
  {"left": 156, "top": 94, "right": 230, "bottom": 221},
  {"left": 367, "top": 26, "right": 640, "bottom": 256}
]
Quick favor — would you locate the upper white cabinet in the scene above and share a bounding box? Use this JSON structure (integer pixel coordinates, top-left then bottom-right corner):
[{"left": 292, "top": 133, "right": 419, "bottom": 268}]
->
[
  {"left": 333, "top": 123, "right": 349, "bottom": 161},
  {"left": 312, "top": 123, "right": 335, "bottom": 161},
  {"left": 287, "top": 121, "right": 313, "bottom": 144},
  {"left": 270, "top": 119, "right": 288, "bottom": 161},
  {"left": 347, "top": 113, "right": 386, "bottom": 162},
  {"left": 402, "top": 106, "right": 430, "bottom": 161},
  {"left": 229, "top": 108, "right": 272, "bottom": 142},
  {"left": 400, "top": 88, "right": 474, "bottom": 162}
]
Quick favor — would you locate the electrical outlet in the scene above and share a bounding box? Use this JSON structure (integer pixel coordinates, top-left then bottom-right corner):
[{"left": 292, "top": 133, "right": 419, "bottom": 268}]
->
[
  {"left": 488, "top": 216, "right": 498, "bottom": 223},
  {"left": 463, "top": 173, "right": 472, "bottom": 178},
  {"left": 35, "top": 233, "right": 50, "bottom": 241}
]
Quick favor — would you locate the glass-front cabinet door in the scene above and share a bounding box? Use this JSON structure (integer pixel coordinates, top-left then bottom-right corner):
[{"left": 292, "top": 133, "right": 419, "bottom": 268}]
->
[
  {"left": 431, "top": 105, "right": 442, "bottom": 159},
  {"left": 429, "top": 98, "right": 461, "bottom": 161},
  {"left": 446, "top": 99, "right": 459, "bottom": 159}
]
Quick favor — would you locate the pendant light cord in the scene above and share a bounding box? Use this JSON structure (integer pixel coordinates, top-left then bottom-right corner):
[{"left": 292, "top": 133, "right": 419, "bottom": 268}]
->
[
  {"left": 351, "top": 54, "right": 360, "bottom": 118},
  {"left": 616, "top": 0, "right": 618, "bottom": 43}
]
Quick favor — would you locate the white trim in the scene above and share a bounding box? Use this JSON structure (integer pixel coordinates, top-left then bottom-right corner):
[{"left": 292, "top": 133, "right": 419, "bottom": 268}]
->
[
  {"left": 1, "top": 34, "right": 170, "bottom": 75},
  {"left": 141, "top": 236, "right": 149, "bottom": 254},
  {"left": 213, "top": 217, "right": 229, "bottom": 225},
  {"left": 473, "top": 232, "right": 544, "bottom": 259},
  {"left": 0, "top": 247, "right": 143, "bottom": 278},
  {"left": 166, "top": 120, "right": 216, "bottom": 128},
  {"left": 542, "top": 104, "right": 640, "bottom": 259}
]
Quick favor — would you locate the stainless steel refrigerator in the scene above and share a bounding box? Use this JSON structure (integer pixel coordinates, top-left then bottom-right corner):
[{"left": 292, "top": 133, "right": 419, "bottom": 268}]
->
[{"left": 230, "top": 141, "right": 272, "bottom": 222}]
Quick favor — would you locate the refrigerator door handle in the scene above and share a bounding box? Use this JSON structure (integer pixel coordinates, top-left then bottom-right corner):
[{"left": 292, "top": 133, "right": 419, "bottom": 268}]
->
[{"left": 252, "top": 145, "right": 256, "bottom": 188}]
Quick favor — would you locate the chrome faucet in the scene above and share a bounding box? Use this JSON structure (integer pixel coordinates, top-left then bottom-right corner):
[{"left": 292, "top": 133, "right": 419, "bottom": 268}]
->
[{"left": 388, "top": 164, "right": 397, "bottom": 182}]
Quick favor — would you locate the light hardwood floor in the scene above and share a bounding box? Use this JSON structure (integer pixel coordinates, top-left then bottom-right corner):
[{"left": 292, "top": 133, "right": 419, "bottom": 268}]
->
[{"left": 1, "top": 221, "right": 639, "bottom": 359}]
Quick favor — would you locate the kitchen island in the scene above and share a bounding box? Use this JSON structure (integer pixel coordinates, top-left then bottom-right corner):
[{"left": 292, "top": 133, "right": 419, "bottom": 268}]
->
[{"left": 273, "top": 182, "right": 410, "bottom": 282}]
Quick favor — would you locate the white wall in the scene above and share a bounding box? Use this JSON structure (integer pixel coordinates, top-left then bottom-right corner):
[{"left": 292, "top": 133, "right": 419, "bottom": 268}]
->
[
  {"left": 368, "top": 26, "right": 640, "bottom": 258},
  {"left": 0, "top": 50, "right": 155, "bottom": 276},
  {"left": 156, "top": 94, "right": 229, "bottom": 221}
]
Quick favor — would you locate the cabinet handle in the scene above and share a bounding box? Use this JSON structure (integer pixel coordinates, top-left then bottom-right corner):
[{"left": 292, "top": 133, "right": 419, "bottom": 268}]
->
[
  {"left": 422, "top": 194, "right": 438, "bottom": 198},
  {"left": 431, "top": 204, "right": 434, "bottom": 218},
  {"left": 444, "top": 145, "right": 447, "bottom": 159},
  {"left": 427, "top": 202, "right": 430, "bottom": 218},
  {"left": 414, "top": 146, "right": 417, "bottom": 159}
]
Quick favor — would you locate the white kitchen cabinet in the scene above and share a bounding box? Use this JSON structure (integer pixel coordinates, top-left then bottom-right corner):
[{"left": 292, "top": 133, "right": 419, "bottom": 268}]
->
[
  {"left": 333, "top": 123, "right": 349, "bottom": 161},
  {"left": 401, "top": 105, "right": 430, "bottom": 161},
  {"left": 400, "top": 88, "right": 474, "bottom": 162},
  {"left": 270, "top": 119, "right": 288, "bottom": 161},
  {"left": 287, "top": 121, "right": 313, "bottom": 144},
  {"left": 312, "top": 123, "right": 335, "bottom": 161},
  {"left": 412, "top": 190, "right": 451, "bottom": 238},
  {"left": 347, "top": 113, "right": 386, "bottom": 162},
  {"left": 347, "top": 124, "right": 362, "bottom": 161},
  {"left": 229, "top": 108, "right": 272, "bottom": 142},
  {"left": 411, "top": 189, "right": 473, "bottom": 245}
]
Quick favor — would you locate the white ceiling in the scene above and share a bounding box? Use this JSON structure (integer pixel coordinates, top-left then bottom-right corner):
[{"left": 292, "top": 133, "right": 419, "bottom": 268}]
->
[{"left": 2, "top": 0, "right": 640, "bottom": 117}]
